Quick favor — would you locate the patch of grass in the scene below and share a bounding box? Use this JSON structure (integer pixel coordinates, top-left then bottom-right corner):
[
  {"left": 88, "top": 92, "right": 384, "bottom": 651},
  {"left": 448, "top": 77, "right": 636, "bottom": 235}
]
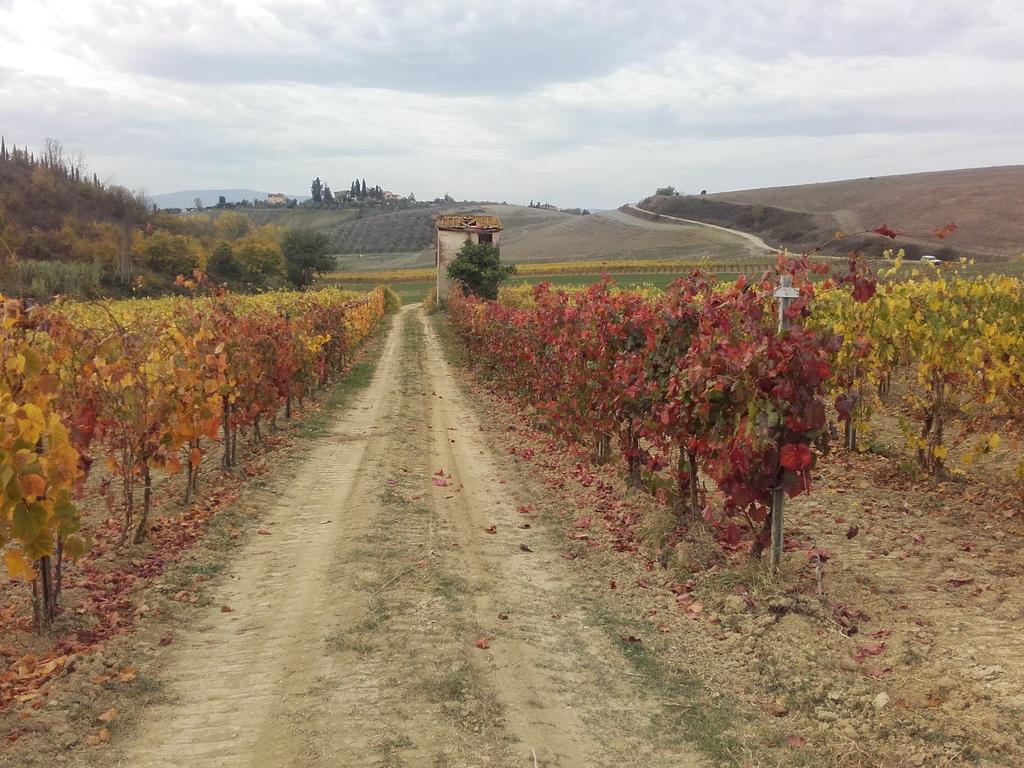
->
[
  {"left": 330, "top": 280, "right": 432, "bottom": 305},
  {"left": 325, "top": 631, "right": 375, "bottom": 655},
  {"left": 433, "top": 571, "right": 470, "bottom": 605},
  {"left": 424, "top": 666, "right": 471, "bottom": 702},
  {"left": 297, "top": 315, "right": 393, "bottom": 439},
  {"left": 588, "top": 604, "right": 746, "bottom": 766},
  {"left": 179, "top": 562, "right": 225, "bottom": 578},
  {"left": 866, "top": 439, "right": 898, "bottom": 458},
  {"left": 379, "top": 732, "right": 417, "bottom": 766}
]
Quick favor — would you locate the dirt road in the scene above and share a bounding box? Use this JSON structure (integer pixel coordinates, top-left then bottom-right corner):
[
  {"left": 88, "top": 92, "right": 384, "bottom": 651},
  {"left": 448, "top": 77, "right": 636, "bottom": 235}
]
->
[
  {"left": 118, "top": 306, "right": 703, "bottom": 768},
  {"left": 618, "top": 204, "right": 780, "bottom": 255}
]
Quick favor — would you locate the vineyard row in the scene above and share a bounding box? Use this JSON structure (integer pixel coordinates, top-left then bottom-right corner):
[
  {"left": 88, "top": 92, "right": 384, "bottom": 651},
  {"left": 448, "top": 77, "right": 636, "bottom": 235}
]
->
[
  {"left": 1, "top": 285, "right": 391, "bottom": 624},
  {"left": 449, "top": 261, "right": 1023, "bottom": 556}
]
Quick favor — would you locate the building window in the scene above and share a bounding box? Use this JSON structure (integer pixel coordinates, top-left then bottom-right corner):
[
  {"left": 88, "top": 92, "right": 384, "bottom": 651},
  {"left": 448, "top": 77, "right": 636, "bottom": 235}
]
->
[{"left": 478, "top": 232, "right": 493, "bottom": 244}]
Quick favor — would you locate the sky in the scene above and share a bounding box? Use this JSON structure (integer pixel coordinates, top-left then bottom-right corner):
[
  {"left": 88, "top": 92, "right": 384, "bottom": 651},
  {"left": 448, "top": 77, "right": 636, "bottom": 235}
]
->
[{"left": 1, "top": 0, "right": 1022, "bottom": 208}]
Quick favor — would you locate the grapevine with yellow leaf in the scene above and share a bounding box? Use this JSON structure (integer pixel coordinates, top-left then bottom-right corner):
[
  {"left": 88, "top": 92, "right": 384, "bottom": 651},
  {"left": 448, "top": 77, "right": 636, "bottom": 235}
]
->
[{"left": 1, "top": 286, "right": 386, "bottom": 624}]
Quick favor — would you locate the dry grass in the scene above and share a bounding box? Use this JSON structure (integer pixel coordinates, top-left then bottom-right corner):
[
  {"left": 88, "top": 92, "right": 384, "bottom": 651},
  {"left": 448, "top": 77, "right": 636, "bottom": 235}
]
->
[{"left": 706, "top": 165, "right": 1024, "bottom": 258}]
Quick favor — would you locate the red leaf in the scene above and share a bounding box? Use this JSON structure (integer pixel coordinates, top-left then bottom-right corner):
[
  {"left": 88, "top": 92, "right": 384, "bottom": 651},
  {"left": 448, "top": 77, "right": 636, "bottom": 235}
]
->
[
  {"left": 845, "top": 525, "right": 859, "bottom": 540},
  {"left": 574, "top": 516, "right": 592, "bottom": 529},
  {"left": 721, "top": 523, "right": 743, "bottom": 546},
  {"left": 257, "top": 529, "right": 271, "bottom": 536},
  {"left": 474, "top": 637, "right": 490, "bottom": 649},
  {"left": 779, "top": 443, "right": 813, "bottom": 471},
  {"left": 619, "top": 635, "right": 642, "bottom": 643},
  {"left": 484, "top": 525, "right": 497, "bottom": 534},
  {"left": 786, "top": 735, "right": 807, "bottom": 748},
  {"left": 873, "top": 225, "right": 898, "bottom": 239},
  {"left": 851, "top": 277, "right": 876, "bottom": 302}
]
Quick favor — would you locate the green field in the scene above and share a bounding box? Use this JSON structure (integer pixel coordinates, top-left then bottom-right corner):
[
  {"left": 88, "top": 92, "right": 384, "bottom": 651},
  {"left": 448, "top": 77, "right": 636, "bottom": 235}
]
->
[{"left": 329, "top": 272, "right": 755, "bottom": 305}]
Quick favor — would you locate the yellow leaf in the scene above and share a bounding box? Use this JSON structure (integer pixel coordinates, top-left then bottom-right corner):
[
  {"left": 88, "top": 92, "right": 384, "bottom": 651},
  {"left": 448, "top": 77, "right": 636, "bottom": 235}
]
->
[
  {"left": 18, "top": 473, "right": 46, "bottom": 500},
  {"left": 987, "top": 433, "right": 1001, "bottom": 451},
  {"left": 5, "top": 353, "right": 25, "bottom": 376},
  {"left": 4, "top": 549, "right": 35, "bottom": 581}
]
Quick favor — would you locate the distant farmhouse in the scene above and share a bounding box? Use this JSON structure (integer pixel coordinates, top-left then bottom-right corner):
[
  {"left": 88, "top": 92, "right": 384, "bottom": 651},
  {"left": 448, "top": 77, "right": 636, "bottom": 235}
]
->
[
  {"left": 266, "top": 193, "right": 288, "bottom": 206},
  {"left": 435, "top": 214, "right": 502, "bottom": 301}
]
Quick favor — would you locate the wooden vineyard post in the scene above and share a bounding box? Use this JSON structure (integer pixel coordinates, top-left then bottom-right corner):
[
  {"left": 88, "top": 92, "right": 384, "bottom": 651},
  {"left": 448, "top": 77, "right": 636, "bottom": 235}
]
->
[{"left": 771, "top": 274, "right": 799, "bottom": 571}]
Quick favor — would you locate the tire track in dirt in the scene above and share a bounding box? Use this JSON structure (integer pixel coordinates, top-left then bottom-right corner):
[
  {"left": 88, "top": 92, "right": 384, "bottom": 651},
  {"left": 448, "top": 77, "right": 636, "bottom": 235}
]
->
[
  {"left": 113, "top": 305, "right": 704, "bottom": 768},
  {"left": 119, "top": 311, "right": 409, "bottom": 768},
  {"left": 418, "top": 312, "right": 704, "bottom": 767}
]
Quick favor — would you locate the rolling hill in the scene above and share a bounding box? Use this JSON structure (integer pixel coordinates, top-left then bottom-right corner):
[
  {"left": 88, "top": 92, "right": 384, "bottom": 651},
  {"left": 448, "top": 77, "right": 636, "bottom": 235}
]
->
[
  {"left": 244, "top": 202, "right": 760, "bottom": 272},
  {"left": 641, "top": 166, "right": 1024, "bottom": 261},
  {"left": 151, "top": 189, "right": 309, "bottom": 209}
]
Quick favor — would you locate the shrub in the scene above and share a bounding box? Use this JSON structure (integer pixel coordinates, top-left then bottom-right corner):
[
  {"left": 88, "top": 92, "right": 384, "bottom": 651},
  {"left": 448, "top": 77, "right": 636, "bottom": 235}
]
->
[
  {"left": 446, "top": 241, "right": 515, "bottom": 300},
  {"left": 423, "top": 286, "right": 438, "bottom": 314},
  {"left": 382, "top": 286, "right": 401, "bottom": 312}
]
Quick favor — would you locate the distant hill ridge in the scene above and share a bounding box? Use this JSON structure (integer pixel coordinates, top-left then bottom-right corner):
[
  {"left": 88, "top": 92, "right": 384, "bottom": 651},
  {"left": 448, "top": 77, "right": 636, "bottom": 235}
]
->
[
  {"left": 644, "top": 165, "right": 1024, "bottom": 260},
  {"left": 151, "top": 189, "right": 309, "bottom": 209}
]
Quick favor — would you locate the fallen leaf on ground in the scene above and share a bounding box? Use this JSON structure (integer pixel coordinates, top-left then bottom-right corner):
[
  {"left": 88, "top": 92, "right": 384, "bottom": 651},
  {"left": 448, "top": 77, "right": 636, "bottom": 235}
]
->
[
  {"left": 786, "top": 735, "right": 807, "bottom": 748},
  {"left": 498, "top": 612, "right": 509, "bottom": 620},
  {"left": 474, "top": 637, "right": 490, "bottom": 649},
  {"left": 620, "top": 635, "right": 642, "bottom": 643},
  {"left": 85, "top": 728, "right": 110, "bottom": 746},
  {"left": 97, "top": 707, "right": 117, "bottom": 723},
  {"left": 257, "top": 529, "right": 271, "bottom": 536},
  {"left": 484, "top": 525, "right": 497, "bottom": 534},
  {"left": 220, "top": 605, "right": 233, "bottom": 613}
]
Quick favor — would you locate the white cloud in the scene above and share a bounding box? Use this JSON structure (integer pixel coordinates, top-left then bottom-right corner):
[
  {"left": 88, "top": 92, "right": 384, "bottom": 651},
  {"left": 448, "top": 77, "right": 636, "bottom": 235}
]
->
[{"left": 0, "top": 0, "right": 1021, "bottom": 207}]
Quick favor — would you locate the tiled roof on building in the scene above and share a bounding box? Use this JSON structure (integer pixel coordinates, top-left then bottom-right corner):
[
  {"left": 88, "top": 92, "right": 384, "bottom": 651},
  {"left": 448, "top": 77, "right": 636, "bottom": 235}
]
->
[{"left": 435, "top": 214, "right": 502, "bottom": 231}]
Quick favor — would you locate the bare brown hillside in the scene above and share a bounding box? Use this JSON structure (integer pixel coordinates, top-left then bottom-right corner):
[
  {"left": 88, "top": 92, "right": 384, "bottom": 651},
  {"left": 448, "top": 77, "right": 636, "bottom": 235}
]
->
[{"left": 705, "top": 165, "right": 1024, "bottom": 258}]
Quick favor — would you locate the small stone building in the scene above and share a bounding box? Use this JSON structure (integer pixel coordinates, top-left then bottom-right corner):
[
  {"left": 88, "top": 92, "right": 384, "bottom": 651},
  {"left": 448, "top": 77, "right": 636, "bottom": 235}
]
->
[{"left": 435, "top": 214, "right": 502, "bottom": 301}]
